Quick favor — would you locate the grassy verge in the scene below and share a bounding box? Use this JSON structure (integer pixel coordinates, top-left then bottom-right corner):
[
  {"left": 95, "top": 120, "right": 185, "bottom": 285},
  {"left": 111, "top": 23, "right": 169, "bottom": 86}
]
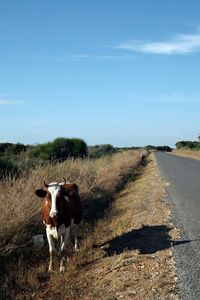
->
[
  {"left": 36, "top": 153, "right": 179, "bottom": 299},
  {"left": 0, "top": 150, "right": 142, "bottom": 299}
]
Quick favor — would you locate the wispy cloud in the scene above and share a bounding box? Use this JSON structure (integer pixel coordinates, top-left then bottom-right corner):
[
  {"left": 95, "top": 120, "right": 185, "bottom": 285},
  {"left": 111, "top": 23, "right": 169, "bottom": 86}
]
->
[
  {"left": 53, "top": 54, "right": 116, "bottom": 62},
  {"left": 117, "top": 32, "right": 200, "bottom": 55},
  {"left": 0, "top": 99, "right": 22, "bottom": 105},
  {"left": 52, "top": 54, "right": 137, "bottom": 63},
  {"left": 17, "top": 53, "right": 137, "bottom": 63}
]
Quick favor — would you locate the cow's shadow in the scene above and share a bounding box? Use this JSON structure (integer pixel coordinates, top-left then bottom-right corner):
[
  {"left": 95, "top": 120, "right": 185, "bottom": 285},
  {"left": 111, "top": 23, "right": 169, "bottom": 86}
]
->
[{"left": 103, "top": 225, "right": 191, "bottom": 256}]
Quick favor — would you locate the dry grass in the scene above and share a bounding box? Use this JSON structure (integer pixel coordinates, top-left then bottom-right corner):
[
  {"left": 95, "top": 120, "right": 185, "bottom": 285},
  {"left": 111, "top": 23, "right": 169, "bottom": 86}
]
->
[
  {"left": 0, "top": 150, "right": 142, "bottom": 299},
  {"left": 34, "top": 153, "right": 179, "bottom": 300},
  {"left": 172, "top": 149, "right": 200, "bottom": 160}
]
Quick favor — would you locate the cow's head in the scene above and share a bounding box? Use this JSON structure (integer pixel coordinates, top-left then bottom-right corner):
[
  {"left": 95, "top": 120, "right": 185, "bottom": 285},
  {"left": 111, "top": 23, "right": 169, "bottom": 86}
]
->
[{"left": 35, "top": 178, "right": 68, "bottom": 219}]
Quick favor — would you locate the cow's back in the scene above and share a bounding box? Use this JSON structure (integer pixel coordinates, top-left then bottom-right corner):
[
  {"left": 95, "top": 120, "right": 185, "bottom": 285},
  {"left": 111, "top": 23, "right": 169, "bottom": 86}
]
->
[{"left": 63, "top": 183, "right": 83, "bottom": 224}]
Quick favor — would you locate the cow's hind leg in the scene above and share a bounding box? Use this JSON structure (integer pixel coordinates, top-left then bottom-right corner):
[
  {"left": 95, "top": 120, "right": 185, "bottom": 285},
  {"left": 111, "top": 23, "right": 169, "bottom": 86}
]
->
[
  {"left": 71, "top": 220, "right": 80, "bottom": 251},
  {"left": 74, "top": 223, "right": 79, "bottom": 251},
  {"left": 60, "top": 226, "right": 70, "bottom": 273}
]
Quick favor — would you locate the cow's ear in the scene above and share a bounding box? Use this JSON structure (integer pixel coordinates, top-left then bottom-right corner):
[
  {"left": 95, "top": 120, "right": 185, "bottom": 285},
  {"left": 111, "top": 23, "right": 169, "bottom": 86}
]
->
[{"left": 35, "top": 189, "right": 47, "bottom": 198}]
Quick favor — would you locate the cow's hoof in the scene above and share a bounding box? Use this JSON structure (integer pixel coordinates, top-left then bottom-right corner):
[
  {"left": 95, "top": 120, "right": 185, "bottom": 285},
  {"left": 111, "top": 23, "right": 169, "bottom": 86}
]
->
[
  {"left": 60, "top": 266, "right": 65, "bottom": 273},
  {"left": 48, "top": 268, "right": 54, "bottom": 273}
]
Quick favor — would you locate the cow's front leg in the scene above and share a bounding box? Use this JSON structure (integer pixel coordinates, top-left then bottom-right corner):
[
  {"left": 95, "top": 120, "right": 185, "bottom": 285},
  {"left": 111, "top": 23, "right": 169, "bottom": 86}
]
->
[
  {"left": 60, "top": 226, "right": 70, "bottom": 273},
  {"left": 46, "top": 226, "right": 56, "bottom": 272},
  {"left": 49, "top": 251, "right": 54, "bottom": 272}
]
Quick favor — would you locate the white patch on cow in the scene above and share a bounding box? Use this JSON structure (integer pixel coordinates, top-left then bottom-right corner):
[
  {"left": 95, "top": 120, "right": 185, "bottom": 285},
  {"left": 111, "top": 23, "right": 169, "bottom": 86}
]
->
[
  {"left": 46, "top": 225, "right": 59, "bottom": 240},
  {"left": 47, "top": 183, "right": 61, "bottom": 218},
  {"left": 46, "top": 225, "right": 56, "bottom": 252},
  {"left": 46, "top": 224, "right": 69, "bottom": 241}
]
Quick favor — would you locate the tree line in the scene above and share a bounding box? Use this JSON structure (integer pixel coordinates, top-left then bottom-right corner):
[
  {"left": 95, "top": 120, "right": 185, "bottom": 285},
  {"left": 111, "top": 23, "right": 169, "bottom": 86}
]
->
[
  {"left": 0, "top": 138, "right": 87, "bottom": 178},
  {"left": 175, "top": 141, "right": 200, "bottom": 150},
  {"left": 0, "top": 139, "right": 120, "bottom": 178},
  {"left": 0, "top": 137, "right": 174, "bottom": 178},
  {"left": 145, "top": 145, "right": 172, "bottom": 152}
]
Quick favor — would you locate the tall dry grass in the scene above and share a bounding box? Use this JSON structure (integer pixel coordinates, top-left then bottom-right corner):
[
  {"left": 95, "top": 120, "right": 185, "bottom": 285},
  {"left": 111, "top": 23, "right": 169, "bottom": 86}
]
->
[
  {"left": 0, "top": 150, "right": 141, "bottom": 256},
  {"left": 0, "top": 150, "right": 142, "bottom": 298}
]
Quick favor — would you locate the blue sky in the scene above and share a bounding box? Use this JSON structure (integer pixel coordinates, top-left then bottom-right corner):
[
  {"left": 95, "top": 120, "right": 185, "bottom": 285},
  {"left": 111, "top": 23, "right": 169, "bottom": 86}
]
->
[{"left": 1, "top": 0, "right": 200, "bottom": 147}]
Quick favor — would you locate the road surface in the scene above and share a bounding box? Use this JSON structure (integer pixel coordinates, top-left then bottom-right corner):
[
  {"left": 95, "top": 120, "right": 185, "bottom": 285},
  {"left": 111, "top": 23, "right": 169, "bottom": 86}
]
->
[{"left": 155, "top": 152, "right": 200, "bottom": 300}]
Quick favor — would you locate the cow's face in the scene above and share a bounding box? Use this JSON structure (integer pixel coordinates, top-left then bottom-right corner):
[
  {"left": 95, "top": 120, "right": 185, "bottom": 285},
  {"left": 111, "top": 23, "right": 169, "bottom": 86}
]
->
[{"left": 35, "top": 182, "right": 64, "bottom": 219}]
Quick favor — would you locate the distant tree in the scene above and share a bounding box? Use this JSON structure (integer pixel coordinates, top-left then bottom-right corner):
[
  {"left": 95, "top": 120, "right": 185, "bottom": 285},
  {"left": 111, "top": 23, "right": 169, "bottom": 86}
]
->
[
  {"left": 50, "top": 138, "right": 73, "bottom": 161},
  {"left": 28, "top": 142, "right": 52, "bottom": 160},
  {"left": 88, "top": 144, "right": 116, "bottom": 158},
  {"left": 0, "top": 156, "right": 20, "bottom": 179},
  {"left": 0, "top": 143, "right": 13, "bottom": 154},
  {"left": 145, "top": 145, "right": 156, "bottom": 151},
  {"left": 51, "top": 138, "right": 87, "bottom": 161},
  {"left": 175, "top": 140, "right": 200, "bottom": 149},
  {"left": 27, "top": 137, "right": 88, "bottom": 162},
  {"left": 6, "top": 143, "right": 27, "bottom": 154},
  {"left": 145, "top": 145, "right": 172, "bottom": 152},
  {"left": 175, "top": 141, "right": 183, "bottom": 149},
  {"left": 70, "top": 138, "right": 88, "bottom": 158},
  {"left": 0, "top": 142, "right": 27, "bottom": 155}
]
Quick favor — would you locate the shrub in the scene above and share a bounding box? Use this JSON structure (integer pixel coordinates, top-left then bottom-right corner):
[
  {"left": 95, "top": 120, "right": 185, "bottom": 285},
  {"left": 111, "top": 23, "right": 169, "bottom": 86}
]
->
[
  {"left": 175, "top": 141, "right": 200, "bottom": 150},
  {"left": 0, "top": 156, "right": 20, "bottom": 179},
  {"left": 145, "top": 145, "right": 172, "bottom": 152},
  {"left": 51, "top": 138, "right": 87, "bottom": 160},
  {"left": 88, "top": 144, "right": 116, "bottom": 158},
  {"left": 27, "top": 138, "right": 88, "bottom": 162}
]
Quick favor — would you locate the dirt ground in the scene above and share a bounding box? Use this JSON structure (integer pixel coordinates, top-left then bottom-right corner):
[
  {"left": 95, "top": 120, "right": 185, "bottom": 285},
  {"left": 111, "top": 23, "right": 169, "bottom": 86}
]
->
[{"left": 40, "top": 153, "right": 180, "bottom": 300}]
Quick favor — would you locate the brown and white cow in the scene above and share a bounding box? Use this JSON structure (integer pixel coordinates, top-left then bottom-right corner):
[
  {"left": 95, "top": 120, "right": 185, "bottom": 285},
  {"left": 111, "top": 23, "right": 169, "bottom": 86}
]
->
[{"left": 35, "top": 178, "right": 82, "bottom": 272}]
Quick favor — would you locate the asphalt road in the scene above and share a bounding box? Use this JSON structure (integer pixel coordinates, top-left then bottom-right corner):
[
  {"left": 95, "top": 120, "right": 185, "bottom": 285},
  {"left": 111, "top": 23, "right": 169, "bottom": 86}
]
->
[{"left": 155, "top": 152, "right": 200, "bottom": 300}]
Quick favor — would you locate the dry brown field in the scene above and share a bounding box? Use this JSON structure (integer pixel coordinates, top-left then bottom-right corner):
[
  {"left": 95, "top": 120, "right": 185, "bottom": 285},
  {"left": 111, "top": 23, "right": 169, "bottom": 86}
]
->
[{"left": 0, "top": 151, "right": 179, "bottom": 299}]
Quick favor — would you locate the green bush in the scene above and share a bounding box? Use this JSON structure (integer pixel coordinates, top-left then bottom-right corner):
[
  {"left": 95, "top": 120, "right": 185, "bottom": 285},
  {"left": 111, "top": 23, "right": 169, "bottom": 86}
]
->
[
  {"left": 24, "top": 138, "right": 88, "bottom": 162},
  {"left": 0, "top": 143, "right": 27, "bottom": 154},
  {"left": 145, "top": 145, "right": 172, "bottom": 152},
  {"left": 0, "top": 138, "right": 88, "bottom": 178},
  {"left": 175, "top": 141, "right": 200, "bottom": 150},
  {"left": 0, "top": 156, "right": 20, "bottom": 179}
]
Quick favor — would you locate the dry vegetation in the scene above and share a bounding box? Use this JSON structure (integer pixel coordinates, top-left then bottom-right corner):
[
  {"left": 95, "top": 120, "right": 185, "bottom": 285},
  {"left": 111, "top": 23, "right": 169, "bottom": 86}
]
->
[
  {"left": 38, "top": 153, "right": 178, "bottom": 300},
  {"left": 0, "top": 150, "right": 180, "bottom": 300},
  {"left": 0, "top": 150, "right": 142, "bottom": 299},
  {"left": 172, "top": 149, "right": 200, "bottom": 160}
]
